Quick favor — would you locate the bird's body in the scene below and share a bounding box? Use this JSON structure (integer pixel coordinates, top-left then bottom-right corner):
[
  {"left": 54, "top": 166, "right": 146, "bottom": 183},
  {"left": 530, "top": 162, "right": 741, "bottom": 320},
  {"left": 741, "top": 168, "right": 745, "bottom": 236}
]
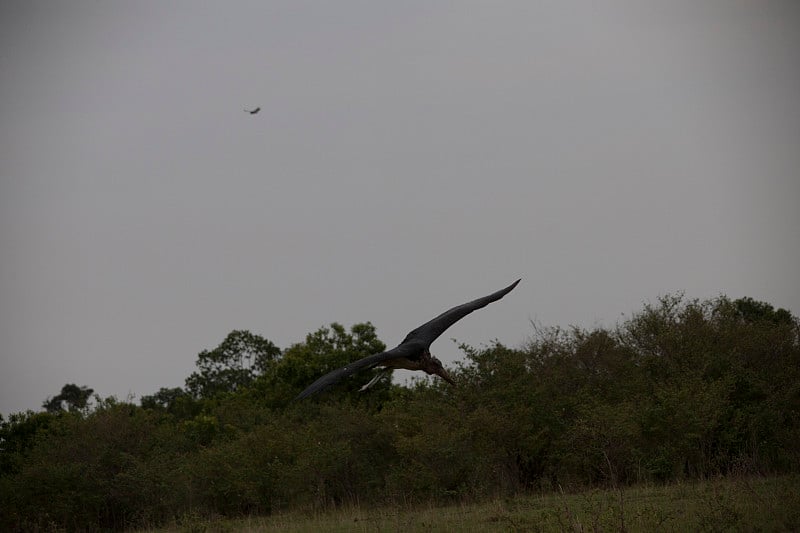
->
[
  {"left": 296, "top": 279, "right": 520, "bottom": 399},
  {"left": 245, "top": 107, "right": 261, "bottom": 114}
]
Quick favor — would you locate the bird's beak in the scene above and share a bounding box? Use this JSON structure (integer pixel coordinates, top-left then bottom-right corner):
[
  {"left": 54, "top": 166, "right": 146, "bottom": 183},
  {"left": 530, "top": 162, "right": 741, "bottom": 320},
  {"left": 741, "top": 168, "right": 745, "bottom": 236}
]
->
[{"left": 437, "top": 367, "right": 455, "bottom": 386}]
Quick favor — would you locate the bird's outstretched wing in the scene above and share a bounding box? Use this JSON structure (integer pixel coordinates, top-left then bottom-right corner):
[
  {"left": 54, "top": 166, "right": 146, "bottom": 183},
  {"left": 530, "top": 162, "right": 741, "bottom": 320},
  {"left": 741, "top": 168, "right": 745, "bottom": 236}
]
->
[
  {"left": 401, "top": 279, "right": 521, "bottom": 348},
  {"left": 295, "top": 279, "right": 520, "bottom": 400},
  {"left": 245, "top": 107, "right": 261, "bottom": 114},
  {"left": 295, "top": 342, "right": 422, "bottom": 400}
]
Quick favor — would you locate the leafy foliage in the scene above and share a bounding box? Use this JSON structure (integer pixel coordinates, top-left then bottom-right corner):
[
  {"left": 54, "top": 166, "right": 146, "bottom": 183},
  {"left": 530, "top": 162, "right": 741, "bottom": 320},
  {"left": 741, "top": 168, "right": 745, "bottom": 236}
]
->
[
  {"left": 1, "top": 294, "right": 798, "bottom": 531},
  {"left": 185, "top": 330, "right": 280, "bottom": 399},
  {"left": 42, "top": 383, "right": 94, "bottom": 413},
  {"left": 139, "top": 387, "right": 199, "bottom": 420}
]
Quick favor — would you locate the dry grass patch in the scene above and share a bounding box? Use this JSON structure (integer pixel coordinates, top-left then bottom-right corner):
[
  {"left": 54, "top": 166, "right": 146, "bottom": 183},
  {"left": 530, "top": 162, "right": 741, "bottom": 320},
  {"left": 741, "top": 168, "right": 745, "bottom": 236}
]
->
[{"left": 137, "top": 475, "right": 800, "bottom": 532}]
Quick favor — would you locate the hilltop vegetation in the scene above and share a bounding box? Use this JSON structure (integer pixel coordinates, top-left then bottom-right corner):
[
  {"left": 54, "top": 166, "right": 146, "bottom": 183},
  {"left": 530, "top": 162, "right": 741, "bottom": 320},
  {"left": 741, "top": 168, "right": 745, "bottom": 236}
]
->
[{"left": 1, "top": 294, "right": 798, "bottom": 531}]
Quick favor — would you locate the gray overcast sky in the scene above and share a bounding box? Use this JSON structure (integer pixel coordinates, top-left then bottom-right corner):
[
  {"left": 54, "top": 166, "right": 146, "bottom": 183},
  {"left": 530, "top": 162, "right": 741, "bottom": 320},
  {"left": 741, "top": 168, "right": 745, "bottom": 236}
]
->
[{"left": 1, "top": 2, "right": 798, "bottom": 416}]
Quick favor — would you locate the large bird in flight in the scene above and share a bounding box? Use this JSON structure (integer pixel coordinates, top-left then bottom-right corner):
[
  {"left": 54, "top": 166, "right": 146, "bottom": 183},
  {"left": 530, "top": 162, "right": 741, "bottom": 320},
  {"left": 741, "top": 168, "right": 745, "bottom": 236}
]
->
[
  {"left": 245, "top": 107, "right": 261, "bottom": 114},
  {"left": 296, "top": 279, "right": 520, "bottom": 400}
]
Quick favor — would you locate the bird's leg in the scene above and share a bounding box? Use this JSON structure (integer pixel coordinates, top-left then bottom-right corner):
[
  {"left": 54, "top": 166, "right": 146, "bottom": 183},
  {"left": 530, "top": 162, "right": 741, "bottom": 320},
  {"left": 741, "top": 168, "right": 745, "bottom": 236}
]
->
[{"left": 360, "top": 370, "right": 389, "bottom": 392}]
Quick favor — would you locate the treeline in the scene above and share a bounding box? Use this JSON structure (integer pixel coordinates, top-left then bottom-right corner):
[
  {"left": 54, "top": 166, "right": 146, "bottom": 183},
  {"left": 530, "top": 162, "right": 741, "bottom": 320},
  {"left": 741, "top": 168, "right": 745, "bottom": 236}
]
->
[{"left": 1, "top": 294, "right": 798, "bottom": 531}]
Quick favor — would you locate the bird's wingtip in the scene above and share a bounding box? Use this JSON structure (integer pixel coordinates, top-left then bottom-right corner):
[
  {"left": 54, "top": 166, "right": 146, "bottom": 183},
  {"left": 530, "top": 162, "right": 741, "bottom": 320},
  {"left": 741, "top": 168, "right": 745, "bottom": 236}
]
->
[{"left": 294, "top": 389, "right": 312, "bottom": 401}]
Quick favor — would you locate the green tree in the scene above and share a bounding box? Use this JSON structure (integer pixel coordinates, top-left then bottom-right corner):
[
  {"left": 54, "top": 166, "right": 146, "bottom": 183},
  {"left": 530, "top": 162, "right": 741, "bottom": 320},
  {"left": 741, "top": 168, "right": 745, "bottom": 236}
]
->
[
  {"left": 0, "top": 411, "right": 57, "bottom": 476},
  {"left": 733, "top": 296, "right": 794, "bottom": 326},
  {"left": 1, "top": 401, "right": 190, "bottom": 531},
  {"left": 140, "top": 387, "right": 199, "bottom": 420},
  {"left": 185, "top": 330, "right": 280, "bottom": 399},
  {"left": 42, "top": 384, "right": 94, "bottom": 413}
]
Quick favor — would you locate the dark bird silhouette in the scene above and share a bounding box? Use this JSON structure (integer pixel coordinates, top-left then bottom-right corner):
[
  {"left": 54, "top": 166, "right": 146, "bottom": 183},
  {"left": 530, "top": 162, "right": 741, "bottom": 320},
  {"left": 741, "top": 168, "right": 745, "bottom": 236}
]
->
[
  {"left": 296, "top": 279, "right": 521, "bottom": 400},
  {"left": 245, "top": 107, "right": 261, "bottom": 114}
]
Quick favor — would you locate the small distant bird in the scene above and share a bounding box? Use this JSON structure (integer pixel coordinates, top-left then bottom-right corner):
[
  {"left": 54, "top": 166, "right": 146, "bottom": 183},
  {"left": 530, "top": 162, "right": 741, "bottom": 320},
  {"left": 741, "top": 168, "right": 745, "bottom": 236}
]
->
[
  {"left": 295, "top": 279, "right": 521, "bottom": 400},
  {"left": 245, "top": 107, "right": 261, "bottom": 115}
]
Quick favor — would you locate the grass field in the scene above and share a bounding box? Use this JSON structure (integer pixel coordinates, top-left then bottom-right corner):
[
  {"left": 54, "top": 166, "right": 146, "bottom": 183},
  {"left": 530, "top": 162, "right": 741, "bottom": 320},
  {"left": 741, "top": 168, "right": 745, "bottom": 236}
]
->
[{"left": 140, "top": 475, "right": 800, "bottom": 532}]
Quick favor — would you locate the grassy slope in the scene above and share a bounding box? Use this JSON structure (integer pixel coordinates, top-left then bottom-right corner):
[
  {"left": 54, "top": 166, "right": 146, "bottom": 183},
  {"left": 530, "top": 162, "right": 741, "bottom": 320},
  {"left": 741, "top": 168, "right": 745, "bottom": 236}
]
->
[{"left": 141, "top": 475, "right": 800, "bottom": 532}]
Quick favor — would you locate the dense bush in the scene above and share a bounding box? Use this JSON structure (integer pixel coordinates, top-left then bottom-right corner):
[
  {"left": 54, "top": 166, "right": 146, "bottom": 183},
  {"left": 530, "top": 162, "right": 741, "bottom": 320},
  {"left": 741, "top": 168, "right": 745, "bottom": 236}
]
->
[{"left": 1, "top": 294, "right": 797, "bottom": 531}]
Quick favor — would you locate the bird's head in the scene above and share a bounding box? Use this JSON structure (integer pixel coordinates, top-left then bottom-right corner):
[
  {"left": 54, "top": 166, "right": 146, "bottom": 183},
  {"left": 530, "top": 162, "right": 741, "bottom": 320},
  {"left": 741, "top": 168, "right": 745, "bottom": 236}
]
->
[{"left": 428, "top": 355, "right": 455, "bottom": 386}]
